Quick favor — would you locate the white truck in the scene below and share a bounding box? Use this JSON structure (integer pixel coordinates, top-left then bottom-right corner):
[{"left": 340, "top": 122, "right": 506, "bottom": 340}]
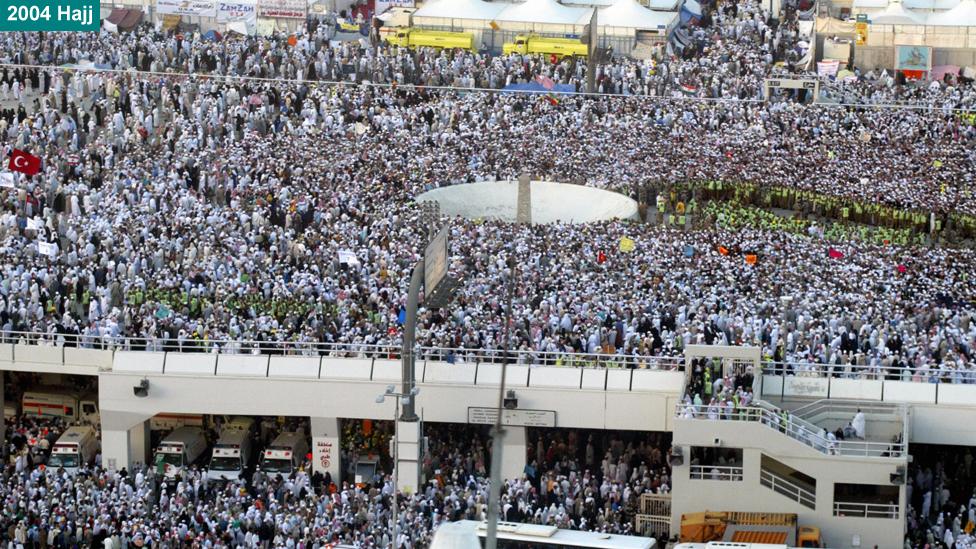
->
[
  {"left": 46, "top": 425, "right": 99, "bottom": 474},
  {"left": 21, "top": 389, "right": 99, "bottom": 424},
  {"left": 154, "top": 426, "right": 208, "bottom": 482},
  {"left": 260, "top": 432, "right": 309, "bottom": 478},
  {"left": 206, "top": 417, "right": 256, "bottom": 482}
]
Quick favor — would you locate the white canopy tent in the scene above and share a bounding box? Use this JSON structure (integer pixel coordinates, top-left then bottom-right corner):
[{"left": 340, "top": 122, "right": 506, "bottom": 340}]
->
[
  {"left": 870, "top": 0, "right": 925, "bottom": 24},
  {"left": 927, "top": 0, "right": 976, "bottom": 24},
  {"left": 854, "top": 0, "right": 959, "bottom": 15},
  {"left": 599, "top": 0, "right": 677, "bottom": 34},
  {"left": 496, "top": 0, "right": 594, "bottom": 31},
  {"left": 413, "top": 0, "right": 506, "bottom": 21},
  {"left": 904, "top": 0, "right": 961, "bottom": 10}
]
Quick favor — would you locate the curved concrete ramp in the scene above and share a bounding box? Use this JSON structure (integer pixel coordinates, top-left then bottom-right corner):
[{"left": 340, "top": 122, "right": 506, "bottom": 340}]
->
[{"left": 416, "top": 181, "right": 639, "bottom": 225}]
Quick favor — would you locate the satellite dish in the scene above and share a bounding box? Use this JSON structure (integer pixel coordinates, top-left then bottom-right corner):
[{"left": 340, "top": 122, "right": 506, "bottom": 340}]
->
[{"left": 430, "top": 522, "right": 480, "bottom": 549}]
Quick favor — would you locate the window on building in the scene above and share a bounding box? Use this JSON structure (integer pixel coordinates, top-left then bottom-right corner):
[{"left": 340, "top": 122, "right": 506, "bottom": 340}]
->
[
  {"left": 834, "top": 483, "right": 899, "bottom": 519},
  {"left": 689, "top": 446, "right": 743, "bottom": 481}
]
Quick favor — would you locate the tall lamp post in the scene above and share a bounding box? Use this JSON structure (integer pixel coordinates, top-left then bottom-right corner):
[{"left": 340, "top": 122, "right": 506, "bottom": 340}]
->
[
  {"left": 376, "top": 384, "right": 420, "bottom": 549},
  {"left": 485, "top": 256, "right": 518, "bottom": 549}
]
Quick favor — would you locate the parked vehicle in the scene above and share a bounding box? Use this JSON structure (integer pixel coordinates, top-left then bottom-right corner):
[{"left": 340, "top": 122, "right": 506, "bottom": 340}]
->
[
  {"left": 385, "top": 28, "right": 475, "bottom": 52},
  {"left": 47, "top": 425, "right": 99, "bottom": 474},
  {"left": 260, "top": 432, "right": 309, "bottom": 478},
  {"left": 503, "top": 34, "right": 587, "bottom": 58},
  {"left": 206, "top": 418, "right": 256, "bottom": 482},
  {"left": 154, "top": 426, "right": 208, "bottom": 482},
  {"left": 21, "top": 389, "right": 99, "bottom": 424}
]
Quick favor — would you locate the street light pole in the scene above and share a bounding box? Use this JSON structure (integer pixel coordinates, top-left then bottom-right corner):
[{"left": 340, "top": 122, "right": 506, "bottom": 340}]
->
[
  {"left": 376, "top": 385, "right": 419, "bottom": 549},
  {"left": 392, "top": 393, "right": 399, "bottom": 549},
  {"left": 485, "top": 257, "right": 518, "bottom": 549}
]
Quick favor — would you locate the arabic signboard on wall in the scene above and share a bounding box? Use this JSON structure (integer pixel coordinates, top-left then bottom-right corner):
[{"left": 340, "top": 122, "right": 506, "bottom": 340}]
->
[
  {"left": 467, "top": 407, "right": 557, "bottom": 427},
  {"left": 312, "top": 436, "right": 339, "bottom": 479}
]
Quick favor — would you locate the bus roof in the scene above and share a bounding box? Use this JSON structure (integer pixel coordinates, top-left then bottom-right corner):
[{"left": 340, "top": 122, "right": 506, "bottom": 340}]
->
[
  {"left": 454, "top": 520, "right": 655, "bottom": 549},
  {"left": 672, "top": 543, "right": 793, "bottom": 549}
]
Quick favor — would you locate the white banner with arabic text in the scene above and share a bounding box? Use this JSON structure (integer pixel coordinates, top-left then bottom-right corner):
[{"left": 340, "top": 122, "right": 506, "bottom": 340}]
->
[
  {"left": 156, "top": 0, "right": 217, "bottom": 17},
  {"left": 257, "top": 0, "right": 304, "bottom": 19}
]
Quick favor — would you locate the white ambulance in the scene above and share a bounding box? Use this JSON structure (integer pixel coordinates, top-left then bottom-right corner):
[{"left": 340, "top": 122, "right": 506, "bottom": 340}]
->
[
  {"left": 207, "top": 426, "right": 254, "bottom": 482},
  {"left": 154, "top": 426, "right": 208, "bottom": 481},
  {"left": 260, "top": 432, "right": 309, "bottom": 478},
  {"left": 47, "top": 426, "right": 99, "bottom": 474}
]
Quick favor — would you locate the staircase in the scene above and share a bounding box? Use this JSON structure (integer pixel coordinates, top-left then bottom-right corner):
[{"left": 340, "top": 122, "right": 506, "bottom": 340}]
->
[{"left": 675, "top": 399, "right": 906, "bottom": 459}]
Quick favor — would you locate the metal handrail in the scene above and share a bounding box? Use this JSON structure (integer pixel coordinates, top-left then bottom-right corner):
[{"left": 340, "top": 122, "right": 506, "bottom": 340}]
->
[
  {"left": 760, "top": 468, "right": 816, "bottom": 509},
  {"left": 689, "top": 465, "right": 743, "bottom": 481},
  {"left": 833, "top": 502, "right": 899, "bottom": 519},
  {"left": 0, "top": 330, "right": 685, "bottom": 370},
  {"left": 762, "top": 360, "right": 966, "bottom": 384},
  {"left": 675, "top": 403, "right": 906, "bottom": 458}
]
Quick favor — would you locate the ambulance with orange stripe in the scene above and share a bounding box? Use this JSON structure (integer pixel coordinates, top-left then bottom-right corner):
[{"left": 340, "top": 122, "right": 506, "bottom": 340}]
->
[{"left": 21, "top": 389, "right": 99, "bottom": 425}]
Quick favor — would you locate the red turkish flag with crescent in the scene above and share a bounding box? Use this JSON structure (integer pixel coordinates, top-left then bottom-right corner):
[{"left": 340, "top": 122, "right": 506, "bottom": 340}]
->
[{"left": 9, "top": 149, "right": 41, "bottom": 176}]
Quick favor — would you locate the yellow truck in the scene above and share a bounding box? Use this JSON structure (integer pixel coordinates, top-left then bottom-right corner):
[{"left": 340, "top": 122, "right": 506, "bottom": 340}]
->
[
  {"left": 680, "top": 511, "right": 824, "bottom": 547},
  {"left": 503, "top": 34, "right": 588, "bottom": 58},
  {"left": 385, "top": 28, "right": 475, "bottom": 52}
]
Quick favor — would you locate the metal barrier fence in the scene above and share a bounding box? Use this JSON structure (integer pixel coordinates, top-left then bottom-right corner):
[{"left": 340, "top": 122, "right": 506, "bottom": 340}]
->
[
  {"left": 0, "top": 331, "right": 685, "bottom": 370},
  {"left": 635, "top": 493, "right": 671, "bottom": 541},
  {"left": 833, "top": 502, "right": 899, "bottom": 519},
  {"left": 759, "top": 468, "right": 816, "bottom": 509},
  {"left": 762, "top": 360, "right": 971, "bottom": 384}
]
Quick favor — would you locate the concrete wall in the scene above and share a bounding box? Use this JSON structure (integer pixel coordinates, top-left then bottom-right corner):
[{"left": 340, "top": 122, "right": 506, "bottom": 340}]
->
[
  {"left": 672, "top": 417, "right": 905, "bottom": 549},
  {"left": 759, "top": 375, "right": 972, "bottom": 409},
  {"left": 103, "top": 354, "right": 685, "bottom": 433},
  {"left": 0, "top": 344, "right": 109, "bottom": 376},
  {"left": 910, "top": 403, "right": 976, "bottom": 446},
  {"left": 98, "top": 368, "right": 681, "bottom": 432}
]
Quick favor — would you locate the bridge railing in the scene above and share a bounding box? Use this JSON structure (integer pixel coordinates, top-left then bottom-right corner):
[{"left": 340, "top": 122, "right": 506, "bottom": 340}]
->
[
  {"left": 0, "top": 330, "right": 685, "bottom": 370},
  {"left": 762, "top": 360, "right": 967, "bottom": 384}
]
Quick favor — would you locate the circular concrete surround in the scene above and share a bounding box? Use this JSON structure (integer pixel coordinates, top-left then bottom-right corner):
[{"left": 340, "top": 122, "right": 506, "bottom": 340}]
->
[{"left": 416, "top": 180, "right": 639, "bottom": 225}]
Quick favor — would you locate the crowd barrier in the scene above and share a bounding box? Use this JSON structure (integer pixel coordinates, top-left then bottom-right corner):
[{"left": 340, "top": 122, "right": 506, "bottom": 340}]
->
[{"left": 0, "top": 331, "right": 685, "bottom": 370}]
